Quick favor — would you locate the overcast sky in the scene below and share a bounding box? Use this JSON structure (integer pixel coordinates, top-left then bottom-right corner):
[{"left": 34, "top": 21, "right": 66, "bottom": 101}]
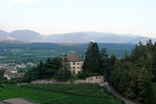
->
[{"left": 0, "top": 0, "right": 156, "bottom": 37}]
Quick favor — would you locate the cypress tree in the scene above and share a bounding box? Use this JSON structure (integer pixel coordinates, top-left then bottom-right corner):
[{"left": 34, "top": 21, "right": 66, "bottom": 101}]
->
[{"left": 83, "top": 41, "right": 101, "bottom": 73}]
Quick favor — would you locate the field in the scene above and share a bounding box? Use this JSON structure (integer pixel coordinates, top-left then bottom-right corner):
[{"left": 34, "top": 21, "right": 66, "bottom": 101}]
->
[
  {"left": 0, "top": 43, "right": 134, "bottom": 63},
  {"left": 0, "top": 49, "right": 65, "bottom": 63},
  {"left": 0, "top": 84, "right": 123, "bottom": 104}
]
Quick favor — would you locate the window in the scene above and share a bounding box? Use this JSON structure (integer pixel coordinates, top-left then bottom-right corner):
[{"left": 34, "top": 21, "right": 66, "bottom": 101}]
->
[
  {"left": 73, "top": 70, "right": 75, "bottom": 74},
  {"left": 73, "top": 67, "right": 75, "bottom": 69},
  {"left": 77, "top": 67, "right": 79, "bottom": 69},
  {"left": 77, "top": 63, "right": 79, "bottom": 65},
  {"left": 73, "top": 62, "right": 76, "bottom": 65},
  {"left": 81, "top": 63, "right": 83, "bottom": 65},
  {"left": 69, "top": 63, "right": 71, "bottom": 65}
]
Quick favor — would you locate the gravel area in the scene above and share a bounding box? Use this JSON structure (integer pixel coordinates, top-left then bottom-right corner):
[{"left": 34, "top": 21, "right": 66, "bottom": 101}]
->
[{"left": 0, "top": 98, "right": 39, "bottom": 104}]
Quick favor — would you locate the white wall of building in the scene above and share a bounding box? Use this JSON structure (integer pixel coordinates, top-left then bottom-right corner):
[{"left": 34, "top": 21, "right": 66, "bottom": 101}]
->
[{"left": 69, "top": 62, "right": 83, "bottom": 74}]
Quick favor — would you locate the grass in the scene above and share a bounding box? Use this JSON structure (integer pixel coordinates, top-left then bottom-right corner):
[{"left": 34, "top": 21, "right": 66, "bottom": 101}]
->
[
  {"left": 0, "top": 84, "right": 123, "bottom": 104},
  {"left": 26, "top": 83, "right": 112, "bottom": 98}
]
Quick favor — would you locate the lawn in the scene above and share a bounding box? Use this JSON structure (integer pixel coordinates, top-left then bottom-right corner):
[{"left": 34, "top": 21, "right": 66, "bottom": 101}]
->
[{"left": 0, "top": 84, "right": 123, "bottom": 104}]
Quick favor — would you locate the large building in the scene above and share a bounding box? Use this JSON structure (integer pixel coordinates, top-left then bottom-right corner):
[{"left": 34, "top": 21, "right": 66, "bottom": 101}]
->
[{"left": 63, "top": 52, "right": 84, "bottom": 74}]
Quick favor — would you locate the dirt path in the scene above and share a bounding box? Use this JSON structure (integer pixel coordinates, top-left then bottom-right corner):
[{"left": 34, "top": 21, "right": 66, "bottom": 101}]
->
[
  {"left": 0, "top": 98, "right": 39, "bottom": 104},
  {"left": 100, "top": 82, "right": 136, "bottom": 104}
]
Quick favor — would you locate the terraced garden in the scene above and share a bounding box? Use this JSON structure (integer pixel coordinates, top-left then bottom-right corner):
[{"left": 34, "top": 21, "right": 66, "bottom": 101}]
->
[{"left": 0, "top": 84, "right": 123, "bottom": 104}]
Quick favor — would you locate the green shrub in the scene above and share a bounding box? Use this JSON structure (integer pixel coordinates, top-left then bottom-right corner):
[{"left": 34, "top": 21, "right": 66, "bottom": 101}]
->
[{"left": 76, "top": 69, "right": 99, "bottom": 79}]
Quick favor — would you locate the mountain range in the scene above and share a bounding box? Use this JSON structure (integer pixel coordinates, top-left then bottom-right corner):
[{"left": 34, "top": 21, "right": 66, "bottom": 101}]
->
[{"left": 0, "top": 30, "right": 155, "bottom": 44}]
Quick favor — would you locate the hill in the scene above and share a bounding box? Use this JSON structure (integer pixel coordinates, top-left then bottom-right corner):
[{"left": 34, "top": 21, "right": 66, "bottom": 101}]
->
[{"left": 0, "top": 30, "right": 156, "bottom": 44}]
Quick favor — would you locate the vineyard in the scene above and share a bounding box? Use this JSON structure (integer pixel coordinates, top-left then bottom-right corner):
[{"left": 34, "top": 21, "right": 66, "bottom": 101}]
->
[{"left": 0, "top": 84, "right": 123, "bottom": 104}]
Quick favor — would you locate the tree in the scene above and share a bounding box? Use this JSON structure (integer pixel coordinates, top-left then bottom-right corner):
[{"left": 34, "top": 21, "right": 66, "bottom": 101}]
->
[
  {"left": 99, "top": 48, "right": 109, "bottom": 75},
  {"left": 106, "top": 40, "right": 156, "bottom": 104},
  {"left": 54, "top": 58, "right": 71, "bottom": 81},
  {"left": 0, "top": 69, "right": 5, "bottom": 83},
  {"left": 22, "top": 69, "right": 32, "bottom": 83},
  {"left": 22, "top": 57, "right": 63, "bottom": 82},
  {"left": 41, "top": 57, "right": 62, "bottom": 78},
  {"left": 83, "top": 41, "right": 101, "bottom": 73},
  {"left": 37, "top": 61, "right": 43, "bottom": 79}
]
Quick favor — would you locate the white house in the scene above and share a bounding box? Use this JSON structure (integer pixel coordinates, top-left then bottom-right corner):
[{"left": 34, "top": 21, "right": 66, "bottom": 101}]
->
[
  {"left": 63, "top": 52, "right": 84, "bottom": 74},
  {"left": 8, "top": 69, "right": 17, "bottom": 73}
]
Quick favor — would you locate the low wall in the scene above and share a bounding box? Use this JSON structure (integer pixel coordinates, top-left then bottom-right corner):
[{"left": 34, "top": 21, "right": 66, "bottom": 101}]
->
[
  {"left": 31, "top": 76, "right": 104, "bottom": 84},
  {"left": 31, "top": 80, "right": 70, "bottom": 84}
]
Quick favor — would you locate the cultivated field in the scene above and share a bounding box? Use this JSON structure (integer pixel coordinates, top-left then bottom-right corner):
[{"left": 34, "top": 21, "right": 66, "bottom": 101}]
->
[{"left": 0, "top": 84, "right": 123, "bottom": 104}]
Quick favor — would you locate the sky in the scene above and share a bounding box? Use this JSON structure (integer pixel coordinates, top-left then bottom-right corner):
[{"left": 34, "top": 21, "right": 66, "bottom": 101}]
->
[{"left": 0, "top": 0, "right": 156, "bottom": 38}]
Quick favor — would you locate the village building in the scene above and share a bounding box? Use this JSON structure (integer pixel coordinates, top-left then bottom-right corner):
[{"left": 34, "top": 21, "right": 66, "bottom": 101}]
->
[
  {"left": 8, "top": 69, "right": 17, "bottom": 73},
  {"left": 63, "top": 52, "right": 84, "bottom": 74},
  {"left": 4, "top": 71, "right": 25, "bottom": 80}
]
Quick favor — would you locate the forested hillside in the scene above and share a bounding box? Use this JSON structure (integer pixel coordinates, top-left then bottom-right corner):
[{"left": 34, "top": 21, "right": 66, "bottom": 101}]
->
[{"left": 105, "top": 40, "right": 156, "bottom": 104}]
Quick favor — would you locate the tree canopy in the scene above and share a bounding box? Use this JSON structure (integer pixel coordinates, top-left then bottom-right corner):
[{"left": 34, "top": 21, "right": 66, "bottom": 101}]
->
[
  {"left": 105, "top": 40, "right": 156, "bottom": 104},
  {"left": 83, "top": 41, "right": 101, "bottom": 73}
]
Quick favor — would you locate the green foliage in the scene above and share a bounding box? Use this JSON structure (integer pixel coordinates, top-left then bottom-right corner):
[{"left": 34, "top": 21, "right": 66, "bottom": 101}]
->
[
  {"left": 76, "top": 70, "right": 99, "bottom": 79},
  {"left": 54, "top": 68, "right": 72, "bottom": 81},
  {"left": 23, "top": 57, "right": 63, "bottom": 82},
  {"left": 0, "top": 84, "right": 123, "bottom": 104},
  {"left": 6, "top": 78, "right": 23, "bottom": 84},
  {"left": 54, "top": 59, "right": 72, "bottom": 81},
  {"left": 105, "top": 40, "right": 156, "bottom": 104},
  {"left": 0, "top": 69, "right": 5, "bottom": 81},
  {"left": 153, "top": 83, "right": 156, "bottom": 104},
  {"left": 83, "top": 42, "right": 101, "bottom": 74},
  {"left": 25, "top": 83, "right": 113, "bottom": 98}
]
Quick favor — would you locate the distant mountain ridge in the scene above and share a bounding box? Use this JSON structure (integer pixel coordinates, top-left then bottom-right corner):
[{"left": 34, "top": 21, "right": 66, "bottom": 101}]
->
[{"left": 0, "top": 30, "right": 156, "bottom": 44}]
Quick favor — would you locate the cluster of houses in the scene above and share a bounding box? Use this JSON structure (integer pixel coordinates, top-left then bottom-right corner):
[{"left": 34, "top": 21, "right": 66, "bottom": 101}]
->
[
  {"left": 0, "top": 62, "right": 37, "bottom": 80},
  {"left": 2, "top": 52, "right": 104, "bottom": 83},
  {"left": 2, "top": 52, "right": 84, "bottom": 80},
  {"left": 0, "top": 62, "right": 37, "bottom": 70}
]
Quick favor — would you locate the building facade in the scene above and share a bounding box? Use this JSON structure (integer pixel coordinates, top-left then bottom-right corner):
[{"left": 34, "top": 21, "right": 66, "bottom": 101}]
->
[{"left": 63, "top": 52, "right": 84, "bottom": 74}]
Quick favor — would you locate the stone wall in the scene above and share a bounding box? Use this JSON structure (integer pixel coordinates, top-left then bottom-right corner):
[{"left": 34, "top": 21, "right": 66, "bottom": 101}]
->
[
  {"left": 31, "top": 80, "right": 71, "bottom": 84},
  {"left": 31, "top": 76, "right": 104, "bottom": 84}
]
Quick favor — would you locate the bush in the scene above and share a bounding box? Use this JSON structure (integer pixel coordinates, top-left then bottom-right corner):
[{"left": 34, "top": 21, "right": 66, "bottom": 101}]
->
[
  {"left": 76, "top": 69, "right": 99, "bottom": 79},
  {"left": 54, "top": 69, "right": 72, "bottom": 81}
]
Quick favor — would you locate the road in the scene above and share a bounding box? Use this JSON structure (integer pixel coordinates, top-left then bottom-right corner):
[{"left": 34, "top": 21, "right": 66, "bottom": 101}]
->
[{"left": 100, "top": 82, "right": 136, "bottom": 104}]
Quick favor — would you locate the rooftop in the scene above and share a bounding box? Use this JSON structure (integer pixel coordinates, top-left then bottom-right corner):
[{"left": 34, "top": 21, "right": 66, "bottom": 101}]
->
[{"left": 63, "top": 52, "right": 84, "bottom": 62}]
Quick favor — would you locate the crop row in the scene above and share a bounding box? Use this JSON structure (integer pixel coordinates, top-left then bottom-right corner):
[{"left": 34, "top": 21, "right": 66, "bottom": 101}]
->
[
  {"left": 0, "top": 85, "right": 123, "bottom": 104},
  {"left": 25, "top": 83, "right": 123, "bottom": 103}
]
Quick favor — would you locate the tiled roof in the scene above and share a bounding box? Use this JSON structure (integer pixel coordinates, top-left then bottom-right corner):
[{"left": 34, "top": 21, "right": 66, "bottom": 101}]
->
[
  {"left": 8, "top": 69, "right": 17, "bottom": 71},
  {"left": 4, "top": 71, "right": 13, "bottom": 75},
  {"left": 4, "top": 72, "right": 25, "bottom": 79},
  {"left": 7, "top": 73, "right": 24, "bottom": 79},
  {"left": 63, "top": 52, "right": 84, "bottom": 62}
]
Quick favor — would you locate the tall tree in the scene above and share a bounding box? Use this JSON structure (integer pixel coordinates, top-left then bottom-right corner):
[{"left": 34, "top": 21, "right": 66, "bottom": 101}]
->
[
  {"left": 83, "top": 41, "right": 101, "bottom": 73},
  {"left": 37, "top": 61, "right": 43, "bottom": 79}
]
